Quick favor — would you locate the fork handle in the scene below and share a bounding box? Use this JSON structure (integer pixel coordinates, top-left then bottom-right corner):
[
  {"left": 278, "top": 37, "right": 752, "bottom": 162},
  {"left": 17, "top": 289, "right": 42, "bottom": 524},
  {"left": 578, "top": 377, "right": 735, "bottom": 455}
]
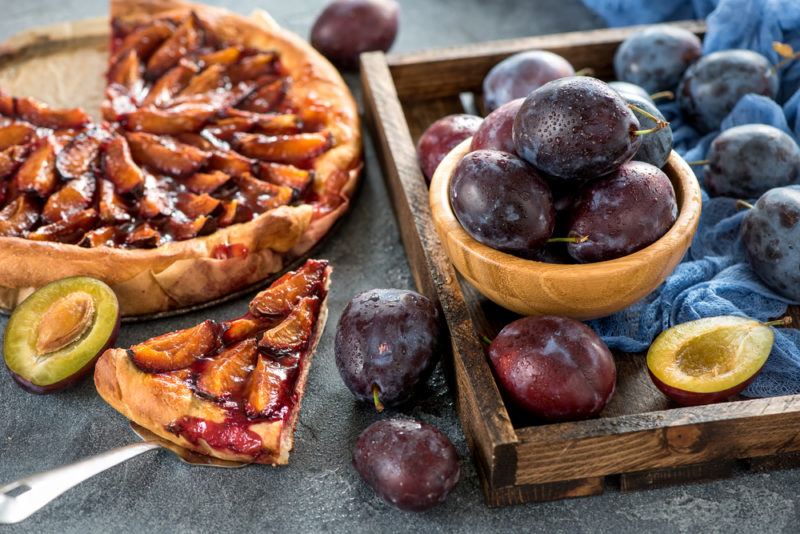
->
[{"left": 0, "top": 441, "right": 161, "bottom": 524}]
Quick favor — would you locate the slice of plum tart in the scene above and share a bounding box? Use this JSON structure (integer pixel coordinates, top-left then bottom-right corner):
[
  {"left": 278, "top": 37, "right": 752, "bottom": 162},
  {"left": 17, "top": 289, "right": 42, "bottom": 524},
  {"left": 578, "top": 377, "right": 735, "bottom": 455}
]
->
[{"left": 94, "top": 258, "right": 330, "bottom": 464}]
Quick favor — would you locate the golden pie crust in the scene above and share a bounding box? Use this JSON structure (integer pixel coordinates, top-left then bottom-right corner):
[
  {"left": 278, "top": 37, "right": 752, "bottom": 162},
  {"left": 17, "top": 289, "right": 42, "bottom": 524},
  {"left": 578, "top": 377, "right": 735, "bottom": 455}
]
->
[{"left": 0, "top": 0, "right": 361, "bottom": 316}]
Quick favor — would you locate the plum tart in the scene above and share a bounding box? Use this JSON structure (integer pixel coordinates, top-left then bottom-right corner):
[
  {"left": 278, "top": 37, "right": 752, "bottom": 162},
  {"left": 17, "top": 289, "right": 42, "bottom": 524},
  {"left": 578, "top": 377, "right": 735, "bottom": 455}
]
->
[
  {"left": 0, "top": 0, "right": 360, "bottom": 316},
  {"left": 95, "top": 258, "right": 330, "bottom": 464}
]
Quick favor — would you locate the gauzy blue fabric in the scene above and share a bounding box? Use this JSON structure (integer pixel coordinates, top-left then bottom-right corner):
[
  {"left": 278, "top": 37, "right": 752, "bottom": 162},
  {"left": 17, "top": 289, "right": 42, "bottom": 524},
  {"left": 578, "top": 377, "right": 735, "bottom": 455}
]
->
[{"left": 580, "top": 0, "right": 800, "bottom": 396}]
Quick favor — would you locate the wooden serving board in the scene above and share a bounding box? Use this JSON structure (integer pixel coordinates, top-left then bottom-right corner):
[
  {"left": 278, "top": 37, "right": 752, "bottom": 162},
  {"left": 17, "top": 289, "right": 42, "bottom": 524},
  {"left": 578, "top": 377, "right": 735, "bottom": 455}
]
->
[
  {"left": 361, "top": 20, "right": 800, "bottom": 507},
  {"left": 0, "top": 16, "right": 351, "bottom": 321}
]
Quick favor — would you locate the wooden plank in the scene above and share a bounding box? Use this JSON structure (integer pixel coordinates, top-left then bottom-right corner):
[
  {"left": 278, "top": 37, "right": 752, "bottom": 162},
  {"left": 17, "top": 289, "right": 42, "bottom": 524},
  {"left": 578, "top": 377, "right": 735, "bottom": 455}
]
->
[
  {"left": 386, "top": 20, "right": 706, "bottom": 101},
  {"left": 619, "top": 460, "right": 735, "bottom": 492},
  {"left": 514, "top": 395, "right": 800, "bottom": 485},
  {"left": 360, "top": 52, "right": 519, "bottom": 488}
]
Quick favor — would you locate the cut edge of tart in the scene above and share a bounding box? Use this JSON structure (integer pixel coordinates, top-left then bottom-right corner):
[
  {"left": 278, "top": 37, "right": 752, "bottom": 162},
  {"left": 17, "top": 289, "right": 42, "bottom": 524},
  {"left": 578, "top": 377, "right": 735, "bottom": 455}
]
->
[
  {"left": 0, "top": 0, "right": 361, "bottom": 317},
  {"left": 94, "top": 258, "right": 331, "bottom": 465}
]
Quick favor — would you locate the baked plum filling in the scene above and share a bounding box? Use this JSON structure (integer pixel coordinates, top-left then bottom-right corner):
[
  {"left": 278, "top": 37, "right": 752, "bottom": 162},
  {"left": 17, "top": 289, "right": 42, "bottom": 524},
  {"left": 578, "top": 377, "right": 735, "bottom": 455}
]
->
[
  {"left": 0, "top": 9, "right": 342, "bottom": 248},
  {"left": 120, "top": 259, "right": 329, "bottom": 457}
]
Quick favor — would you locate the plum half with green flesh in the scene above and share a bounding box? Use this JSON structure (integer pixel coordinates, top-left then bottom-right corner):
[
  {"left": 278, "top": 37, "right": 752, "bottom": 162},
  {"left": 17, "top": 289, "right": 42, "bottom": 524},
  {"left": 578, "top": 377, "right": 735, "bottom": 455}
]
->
[
  {"left": 647, "top": 316, "right": 784, "bottom": 406},
  {"left": 4, "top": 277, "right": 120, "bottom": 393}
]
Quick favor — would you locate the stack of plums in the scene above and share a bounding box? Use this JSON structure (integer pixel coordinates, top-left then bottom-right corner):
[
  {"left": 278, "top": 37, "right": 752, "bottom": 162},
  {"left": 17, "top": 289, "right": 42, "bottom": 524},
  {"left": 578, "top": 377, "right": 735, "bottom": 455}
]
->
[{"left": 418, "top": 47, "right": 682, "bottom": 264}]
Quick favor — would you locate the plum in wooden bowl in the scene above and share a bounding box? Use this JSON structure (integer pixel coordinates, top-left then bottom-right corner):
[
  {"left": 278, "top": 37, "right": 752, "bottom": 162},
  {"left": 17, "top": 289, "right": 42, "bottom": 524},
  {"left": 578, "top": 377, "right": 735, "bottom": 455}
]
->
[{"left": 428, "top": 138, "right": 702, "bottom": 320}]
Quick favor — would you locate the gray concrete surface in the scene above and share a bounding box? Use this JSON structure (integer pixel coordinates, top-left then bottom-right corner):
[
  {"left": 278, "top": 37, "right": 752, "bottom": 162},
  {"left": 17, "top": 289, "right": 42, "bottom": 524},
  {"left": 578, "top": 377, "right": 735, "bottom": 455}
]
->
[{"left": 0, "top": 1, "right": 797, "bottom": 532}]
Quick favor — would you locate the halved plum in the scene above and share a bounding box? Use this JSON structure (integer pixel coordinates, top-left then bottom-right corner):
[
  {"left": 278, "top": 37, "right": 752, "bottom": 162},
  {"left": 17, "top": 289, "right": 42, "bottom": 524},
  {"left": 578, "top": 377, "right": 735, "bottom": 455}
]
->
[
  {"left": 249, "top": 259, "right": 328, "bottom": 317},
  {"left": 4, "top": 276, "right": 119, "bottom": 393},
  {"left": 128, "top": 319, "right": 219, "bottom": 373},
  {"left": 647, "top": 316, "right": 781, "bottom": 406}
]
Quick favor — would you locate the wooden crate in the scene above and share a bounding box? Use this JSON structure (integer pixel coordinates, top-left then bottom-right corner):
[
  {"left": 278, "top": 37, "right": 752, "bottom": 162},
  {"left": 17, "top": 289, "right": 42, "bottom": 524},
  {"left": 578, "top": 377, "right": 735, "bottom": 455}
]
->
[{"left": 360, "top": 20, "right": 800, "bottom": 507}]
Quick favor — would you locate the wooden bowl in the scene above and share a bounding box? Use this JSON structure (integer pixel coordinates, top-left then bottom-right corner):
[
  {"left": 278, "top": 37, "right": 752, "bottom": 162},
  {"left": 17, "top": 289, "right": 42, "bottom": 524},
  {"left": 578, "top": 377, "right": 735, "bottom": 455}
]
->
[{"left": 429, "top": 139, "right": 703, "bottom": 320}]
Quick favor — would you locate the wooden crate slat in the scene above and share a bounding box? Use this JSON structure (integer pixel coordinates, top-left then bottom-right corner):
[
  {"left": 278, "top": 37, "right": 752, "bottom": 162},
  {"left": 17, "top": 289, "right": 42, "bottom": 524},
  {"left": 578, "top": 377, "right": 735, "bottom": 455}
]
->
[
  {"left": 360, "top": 53, "right": 519, "bottom": 482},
  {"left": 386, "top": 20, "right": 706, "bottom": 101}
]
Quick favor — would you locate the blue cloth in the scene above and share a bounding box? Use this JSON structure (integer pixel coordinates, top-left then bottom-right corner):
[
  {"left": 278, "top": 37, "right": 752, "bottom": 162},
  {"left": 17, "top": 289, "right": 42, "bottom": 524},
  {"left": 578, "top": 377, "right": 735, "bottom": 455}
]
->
[{"left": 582, "top": 0, "right": 800, "bottom": 397}]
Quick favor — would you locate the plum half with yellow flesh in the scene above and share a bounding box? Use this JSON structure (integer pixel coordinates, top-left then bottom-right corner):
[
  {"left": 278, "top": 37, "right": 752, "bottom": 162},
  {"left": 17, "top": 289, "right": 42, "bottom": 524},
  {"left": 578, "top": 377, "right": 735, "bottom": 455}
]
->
[
  {"left": 4, "top": 277, "right": 119, "bottom": 393},
  {"left": 646, "top": 316, "right": 787, "bottom": 406}
]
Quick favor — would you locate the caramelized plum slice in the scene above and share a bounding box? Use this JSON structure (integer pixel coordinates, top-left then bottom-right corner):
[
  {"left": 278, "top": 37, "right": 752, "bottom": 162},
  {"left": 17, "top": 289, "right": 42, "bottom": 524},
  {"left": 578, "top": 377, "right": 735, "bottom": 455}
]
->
[
  {"left": 195, "top": 338, "right": 258, "bottom": 401},
  {"left": 78, "top": 226, "right": 117, "bottom": 248},
  {"left": 123, "top": 103, "right": 216, "bottom": 134},
  {"left": 250, "top": 259, "right": 328, "bottom": 317},
  {"left": 258, "top": 162, "right": 313, "bottom": 196},
  {"left": 112, "top": 20, "right": 173, "bottom": 64},
  {"left": 233, "top": 132, "right": 332, "bottom": 165},
  {"left": 97, "top": 179, "right": 132, "bottom": 224},
  {"left": 0, "top": 195, "right": 39, "bottom": 237},
  {"left": 108, "top": 50, "right": 143, "bottom": 92},
  {"left": 199, "top": 46, "right": 242, "bottom": 66},
  {"left": 259, "top": 297, "right": 318, "bottom": 357},
  {"left": 217, "top": 199, "right": 253, "bottom": 227},
  {"left": 234, "top": 172, "right": 293, "bottom": 212},
  {"left": 176, "top": 191, "right": 221, "bottom": 218},
  {"left": 166, "top": 214, "right": 216, "bottom": 241},
  {"left": 137, "top": 174, "right": 172, "bottom": 219},
  {"left": 42, "top": 175, "right": 95, "bottom": 223},
  {"left": 183, "top": 170, "right": 231, "bottom": 194},
  {"left": 244, "top": 354, "right": 295, "bottom": 419},
  {"left": 239, "top": 78, "right": 287, "bottom": 113},
  {"left": 220, "top": 314, "right": 270, "bottom": 346},
  {"left": 146, "top": 15, "right": 203, "bottom": 79},
  {"left": 208, "top": 150, "right": 253, "bottom": 178},
  {"left": 16, "top": 138, "right": 57, "bottom": 197},
  {"left": 179, "top": 63, "right": 226, "bottom": 96},
  {"left": 142, "top": 60, "right": 198, "bottom": 107},
  {"left": 4, "top": 277, "right": 119, "bottom": 393},
  {"left": 129, "top": 319, "right": 219, "bottom": 373},
  {"left": 28, "top": 208, "right": 98, "bottom": 244},
  {"left": 125, "top": 222, "right": 161, "bottom": 248},
  {"left": 253, "top": 114, "right": 302, "bottom": 136},
  {"left": 0, "top": 122, "right": 35, "bottom": 150},
  {"left": 103, "top": 84, "right": 138, "bottom": 122},
  {"left": 204, "top": 116, "right": 255, "bottom": 141},
  {"left": 0, "top": 144, "right": 29, "bottom": 178},
  {"left": 103, "top": 135, "right": 145, "bottom": 194},
  {"left": 57, "top": 130, "right": 104, "bottom": 180},
  {"left": 125, "top": 132, "right": 210, "bottom": 176},
  {"left": 15, "top": 97, "right": 90, "bottom": 130},
  {"left": 228, "top": 53, "right": 278, "bottom": 83},
  {"left": 0, "top": 90, "right": 14, "bottom": 116}
]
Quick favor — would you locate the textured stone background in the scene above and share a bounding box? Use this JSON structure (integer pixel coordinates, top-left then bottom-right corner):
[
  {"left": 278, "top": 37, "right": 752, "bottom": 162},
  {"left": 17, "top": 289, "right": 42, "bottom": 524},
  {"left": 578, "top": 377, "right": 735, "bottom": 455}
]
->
[{"left": 0, "top": 1, "right": 798, "bottom": 532}]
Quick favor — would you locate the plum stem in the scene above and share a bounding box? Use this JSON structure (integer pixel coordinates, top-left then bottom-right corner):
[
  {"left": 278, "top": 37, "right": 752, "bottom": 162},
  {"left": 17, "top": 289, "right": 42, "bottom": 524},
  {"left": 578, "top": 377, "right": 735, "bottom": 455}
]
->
[
  {"left": 547, "top": 235, "right": 588, "bottom": 244},
  {"left": 480, "top": 334, "right": 493, "bottom": 346},
  {"left": 372, "top": 384, "right": 384, "bottom": 413},
  {"left": 687, "top": 159, "right": 709, "bottom": 166},
  {"left": 649, "top": 90, "right": 675, "bottom": 101},
  {"left": 575, "top": 67, "right": 595, "bottom": 76},
  {"left": 764, "top": 316, "right": 792, "bottom": 328},
  {"left": 736, "top": 199, "right": 755, "bottom": 210},
  {"left": 629, "top": 104, "right": 669, "bottom": 135},
  {"left": 772, "top": 53, "right": 800, "bottom": 73}
]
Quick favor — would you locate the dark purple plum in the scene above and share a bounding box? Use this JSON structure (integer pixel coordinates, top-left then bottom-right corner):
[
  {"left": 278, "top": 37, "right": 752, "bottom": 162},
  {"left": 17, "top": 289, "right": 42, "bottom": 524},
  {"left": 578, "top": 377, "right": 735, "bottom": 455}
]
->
[
  {"left": 335, "top": 289, "right": 439, "bottom": 409},
  {"left": 705, "top": 124, "right": 800, "bottom": 198},
  {"left": 741, "top": 186, "right": 800, "bottom": 301},
  {"left": 353, "top": 418, "right": 459, "bottom": 511},
  {"left": 417, "top": 114, "right": 482, "bottom": 182},
  {"left": 567, "top": 161, "right": 677, "bottom": 263},
  {"left": 482, "top": 50, "right": 575, "bottom": 112},
  {"left": 310, "top": 0, "right": 399, "bottom": 69},
  {"left": 449, "top": 150, "right": 555, "bottom": 257},
  {"left": 622, "top": 92, "right": 673, "bottom": 168},
  {"left": 470, "top": 98, "right": 522, "bottom": 154},
  {"left": 513, "top": 76, "right": 642, "bottom": 183},
  {"left": 678, "top": 50, "right": 779, "bottom": 133},
  {"left": 608, "top": 81, "right": 652, "bottom": 102},
  {"left": 613, "top": 26, "right": 702, "bottom": 93},
  {"left": 488, "top": 316, "right": 615, "bottom": 421}
]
